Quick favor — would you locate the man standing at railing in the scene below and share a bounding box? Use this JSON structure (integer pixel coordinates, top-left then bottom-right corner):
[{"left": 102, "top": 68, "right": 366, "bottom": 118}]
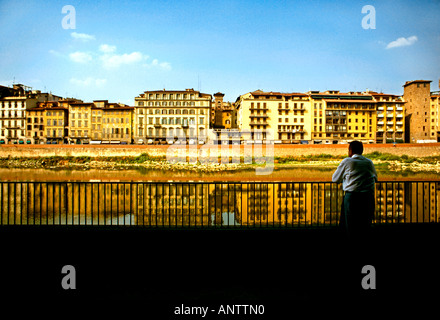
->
[{"left": 332, "top": 140, "right": 378, "bottom": 244}]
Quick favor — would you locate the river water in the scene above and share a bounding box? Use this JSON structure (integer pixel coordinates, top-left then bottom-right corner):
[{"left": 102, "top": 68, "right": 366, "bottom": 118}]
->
[{"left": 1, "top": 166, "right": 440, "bottom": 182}]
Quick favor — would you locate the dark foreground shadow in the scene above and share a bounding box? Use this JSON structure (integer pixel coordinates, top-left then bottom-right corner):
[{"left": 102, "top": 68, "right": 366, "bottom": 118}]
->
[{"left": 0, "top": 224, "right": 438, "bottom": 315}]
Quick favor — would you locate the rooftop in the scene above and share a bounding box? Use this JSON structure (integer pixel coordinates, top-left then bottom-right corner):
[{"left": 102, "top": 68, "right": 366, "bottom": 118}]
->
[{"left": 403, "top": 80, "right": 432, "bottom": 87}]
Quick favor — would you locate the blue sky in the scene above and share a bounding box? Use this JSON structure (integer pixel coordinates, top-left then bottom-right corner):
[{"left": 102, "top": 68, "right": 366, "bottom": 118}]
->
[{"left": 0, "top": 0, "right": 439, "bottom": 104}]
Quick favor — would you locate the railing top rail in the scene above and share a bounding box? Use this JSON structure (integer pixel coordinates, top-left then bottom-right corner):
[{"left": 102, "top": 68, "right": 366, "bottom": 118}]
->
[{"left": 1, "top": 180, "right": 440, "bottom": 184}]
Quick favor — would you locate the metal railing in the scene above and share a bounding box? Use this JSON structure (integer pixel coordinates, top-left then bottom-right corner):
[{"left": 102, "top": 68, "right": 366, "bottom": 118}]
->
[{"left": 0, "top": 181, "right": 439, "bottom": 227}]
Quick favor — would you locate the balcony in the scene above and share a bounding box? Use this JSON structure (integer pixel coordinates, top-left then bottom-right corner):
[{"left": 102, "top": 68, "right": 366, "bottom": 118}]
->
[
  {"left": 249, "top": 105, "right": 268, "bottom": 111},
  {"left": 396, "top": 106, "right": 403, "bottom": 111},
  {"left": 378, "top": 121, "right": 384, "bottom": 125},
  {"left": 250, "top": 114, "right": 269, "bottom": 118},
  {"left": 377, "top": 113, "right": 384, "bottom": 118},
  {"left": 377, "top": 107, "right": 384, "bottom": 111},
  {"left": 154, "top": 123, "right": 162, "bottom": 128},
  {"left": 387, "top": 107, "right": 394, "bottom": 111},
  {"left": 387, "top": 121, "right": 394, "bottom": 125},
  {"left": 396, "top": 113, "right": 403, "bottom": 118}
]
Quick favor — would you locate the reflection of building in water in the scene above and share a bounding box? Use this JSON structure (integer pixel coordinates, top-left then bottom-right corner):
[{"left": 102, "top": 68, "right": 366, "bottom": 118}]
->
[
  {"left": 2, "top": 181, "right": 439, "bottom": 226},
  {"left": 138, "top": 183, "right": 210, "bottom": 226},
  {"left": 208, "top": 184, "right": 241, "bottom": 226},
  {"left": 403, "top": 181, "right": 440, "bottom": 223},
  {"left": 237, "top": 183, "right": 344, "bottom": 226},
  {"left": 376, "top": 182, "right": 405, "bottom": 222}
]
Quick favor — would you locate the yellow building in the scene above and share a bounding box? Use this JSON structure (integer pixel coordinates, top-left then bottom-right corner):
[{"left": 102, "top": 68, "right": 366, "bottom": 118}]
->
[
  {"left": 100, "top": 102, "right": 133, "bottom": 144},
  {"left": 235, "top": 90, "right": 312, "bottom": 143},
  {"left": 69, "top": 102, "right": 93, "bottom": 144},
  {"left": 45, "top": 104, "right": 69, "bottom": 144},
  {"left": 134, "top": 89, "right": 212, "bottom": 144},
  {"left": 370, "top": 92, "right": 405, "bottom": 144},
  {"left": 309, "top": 91, "right": 377, "bottom": 144},
  {"left": 430, "top": 93, "right": 440, "bottom": 142},
  {"left": 26, "top": 107, "right": 45, "bottom": 144}
]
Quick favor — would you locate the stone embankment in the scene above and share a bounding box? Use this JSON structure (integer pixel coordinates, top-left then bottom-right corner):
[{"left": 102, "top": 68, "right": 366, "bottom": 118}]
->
[
  {"left": 1, "top": 143, "right": 440, "bottom": 158},
  {"left": 1, "top": 143, "right": 440, "bottom": 173}
]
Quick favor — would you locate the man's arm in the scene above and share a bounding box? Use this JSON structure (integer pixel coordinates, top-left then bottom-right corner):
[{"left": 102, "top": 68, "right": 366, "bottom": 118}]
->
[{"left": 332, "top": 159, "right": 346, "bottom": 183}]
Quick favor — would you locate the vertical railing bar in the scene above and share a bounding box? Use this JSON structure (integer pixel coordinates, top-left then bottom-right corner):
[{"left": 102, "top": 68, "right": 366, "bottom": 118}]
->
[
  {"left": 39, "top": 182, "right": 42, "bottom": 225},
  {"left": 149, "top": 183, "right": 152, "bottom": 227},
  {"left": 105, "top": 183, "right": 108, "bottom": 226},
  {"left": 97, "top": 182, "right": 100, "bottom": 226},
  {"left": 162, "top": 183, "right": 165, "bottom": 227},
  {"left": 110, "top": 183, "right": 113, "bottom": 226},
  {"left": 174, "top": 184, "right": 177, "bottom": 228},
  {"left": 52, "top": 183, "right": 55, "bottom": 225},
  {"left": 168, "top": 183, "right": 171, "bottom": 227},
  {"left": 91, "top": 183, "right": 94, "bottom": 226},
  {"left": 423, "top": 182, "right": 426, "bottom": 223},
  {"left": 0, "top": 182, "right": 3, "bottom": 225},
  {"left": 227, "top": 183, "right": 230, "bottom": 227},
  {"left": 26, "top": 182, "right": 29, "bottom": 225},
  {"left": 416, "top": 183, "right": 419, "bottom": 223},
  {"left": 270, "top": 183, "right": 273, "bottom": 228},
  {"left": 123, "top": 183, "right": 126, "bottom": 226},
  {"left": 14, "top": 182, "right": 17, "bottom": 225},
  {"left": 58, "top": 183, "right": 61, "bottom": 225},
  {"left": 154, "top": 182, "right": 158, "bottom": 227},
  {"left": 5, "top": 182, "right": 9, "bottom": 225},
  {"left": 20, "top": 182, "right": 24, "bottom": 225},
  {"left": 188, "top": 183, "right": 191, "bottom": 227}
]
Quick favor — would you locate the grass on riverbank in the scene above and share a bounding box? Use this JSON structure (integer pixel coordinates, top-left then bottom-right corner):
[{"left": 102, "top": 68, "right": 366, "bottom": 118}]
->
[{"left": 1, "top": 152, "right": 440, "bottom": 170}]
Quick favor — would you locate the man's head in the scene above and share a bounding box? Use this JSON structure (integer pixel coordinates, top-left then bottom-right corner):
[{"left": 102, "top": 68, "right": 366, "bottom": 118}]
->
[{"left": 349, "top": 140, "right": 363, "bottom": 157}]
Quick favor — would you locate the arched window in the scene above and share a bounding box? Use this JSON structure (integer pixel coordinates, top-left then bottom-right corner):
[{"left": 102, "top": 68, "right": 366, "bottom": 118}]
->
[
  {"left": 183, "top": 109, "right": 188, "bottom": 114},
  {"left": 189, "top": 109, "right": 195, "bottom": 114}
]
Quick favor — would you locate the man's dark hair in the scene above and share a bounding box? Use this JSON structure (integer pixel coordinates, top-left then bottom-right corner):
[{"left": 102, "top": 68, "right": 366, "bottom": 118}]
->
[{"left": 349, "top": 140, "right": 363, "bottom": 155}]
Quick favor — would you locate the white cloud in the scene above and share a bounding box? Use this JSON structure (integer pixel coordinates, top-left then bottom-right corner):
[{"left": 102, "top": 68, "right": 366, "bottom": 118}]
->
[
  {"left": 143, "top": 59, "right": 172, "bottom": 70},
  {"left": 99, "top": 44, "right": 117, "bottom": 53},
  {"left": 386, "top": 36, "right": 418, "bottom": 49},
  {"left": 69, "top": 51, "right": 93, "bottom": 63},
  {"left": 71, "top": 32, "right": 96, "bottom": 41},
  {"left": 100, "top": 51, "right": 145, "bottom": 68},
  {"left": 70, "top": 77, "right": 107, "bottom": 87}
]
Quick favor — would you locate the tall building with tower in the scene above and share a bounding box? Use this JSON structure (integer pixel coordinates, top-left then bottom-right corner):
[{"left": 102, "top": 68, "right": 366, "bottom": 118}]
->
[{"left": 403, "top": 80, "right": 434, "bottom": 143}]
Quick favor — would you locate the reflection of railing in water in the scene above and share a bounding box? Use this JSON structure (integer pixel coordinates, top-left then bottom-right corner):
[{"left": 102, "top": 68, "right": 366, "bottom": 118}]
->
[{"left": 0, "top": 181, "right": 439, "bottom": 227}]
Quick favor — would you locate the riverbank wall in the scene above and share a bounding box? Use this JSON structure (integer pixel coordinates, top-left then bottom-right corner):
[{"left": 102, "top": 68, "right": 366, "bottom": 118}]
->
[{"left": 1, "top": 143, "right": 440, "bottom": 158}]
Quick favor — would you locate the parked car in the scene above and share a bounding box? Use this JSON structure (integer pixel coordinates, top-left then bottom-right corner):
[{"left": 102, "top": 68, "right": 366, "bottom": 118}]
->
[
  {"left": 147, "top": 139, "right": 153, "bottom": 144},
  {"left": 137, "top": 139, "right": 144, "bottom": 145},
  {"left": 0, "top": 139, "right": 5, "bottom": 144}
]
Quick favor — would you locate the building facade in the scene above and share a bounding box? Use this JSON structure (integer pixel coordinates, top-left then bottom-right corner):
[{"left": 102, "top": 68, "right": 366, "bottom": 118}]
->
[
  {"left": 369, "top": 92, "right": 405, "bottom": 144},
  {"left": 0, "top": 84, "right": 61, "bottom": 144},
  {"left": 309, "top": 91, "right": 377, "bottom": 144},
  {"left": 236, "top": 90, "right": 312, "bottom": 143},
  {"left": 403, "top": 80, "right": 433, "bottom": 143},
  {"left": 134, "top": 89, "right": 212, "bottom": 144}
]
